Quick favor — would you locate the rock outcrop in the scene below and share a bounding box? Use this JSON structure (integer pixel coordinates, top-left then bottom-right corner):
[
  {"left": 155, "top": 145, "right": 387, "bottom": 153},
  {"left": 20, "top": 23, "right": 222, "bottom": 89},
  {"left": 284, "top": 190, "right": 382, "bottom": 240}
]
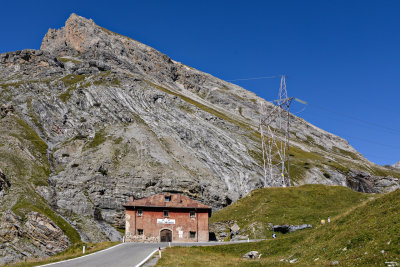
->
[
  {"left": 243, "top": 251, "right": 261, "bottom": 259},
  {"left": 0, "top": 211, "right": 70, "bottom": 265},
  {"left": 272, "top": 224, "right": 312, "bottom": 234},
  {"left": 209, "top": 220, "right": 236, "bottom": 241},
  {"left": 392, "top": 161, "right": 400, "bottom": 169},
  {"left": 0, "top": 13, "right": 399, "bottom": 263},
  {"left": 0, "top": 104, "right": 14, "bottom": 118},
  {"left": 0, "top": 168, "right": 11, "bottom": 198},
  {"left": 346, "top": 169, "right": 399, "bottom": 193}
]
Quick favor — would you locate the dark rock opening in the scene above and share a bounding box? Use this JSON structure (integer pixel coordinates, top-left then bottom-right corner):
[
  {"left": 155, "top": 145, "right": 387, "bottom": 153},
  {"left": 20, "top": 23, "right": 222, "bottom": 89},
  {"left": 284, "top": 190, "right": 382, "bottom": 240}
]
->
[
  {"left": 209, "top": 232, "right": 217, "bottom": 241},
  {"left": 0, "top": 169, "right": 11, "bottom": 193},
  {"left": 94, "top": 207, "right": 103, "bottom": 221},
  {"left": 273, "top": 225, "right": 291, "bottom": 234},
  {"left": 273, "top": 224, "right": 312, "bottom": 234},
  {"left": 225, "top": 196, "right": 232, "bottom": 206}
]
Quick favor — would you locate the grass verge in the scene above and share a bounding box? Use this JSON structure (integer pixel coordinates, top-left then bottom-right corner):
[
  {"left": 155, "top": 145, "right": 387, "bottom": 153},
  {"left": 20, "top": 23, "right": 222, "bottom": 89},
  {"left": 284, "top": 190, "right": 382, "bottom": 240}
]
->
[{"left": 7, "top": 242, "right": 120, "bottom": 267}]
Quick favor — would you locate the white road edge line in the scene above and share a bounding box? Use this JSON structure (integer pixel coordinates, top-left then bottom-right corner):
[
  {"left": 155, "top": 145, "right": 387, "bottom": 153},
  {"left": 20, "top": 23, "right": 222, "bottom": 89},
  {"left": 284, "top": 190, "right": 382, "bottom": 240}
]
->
[
  {"left": 135, "top": 249, "right": 159, "bottom": 267},
  {"left": 38, "top": 241, "right": 258, "bottom": 267},
  {"left": 38, "top": 243, "right": 126, "bottom": 267}
]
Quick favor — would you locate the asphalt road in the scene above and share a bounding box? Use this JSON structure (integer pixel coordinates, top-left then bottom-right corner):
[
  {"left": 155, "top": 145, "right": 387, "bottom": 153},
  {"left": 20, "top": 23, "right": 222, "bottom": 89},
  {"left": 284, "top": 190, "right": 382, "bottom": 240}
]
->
[{"left": 41, "top": 241, "right": 255, "bottom": 267}]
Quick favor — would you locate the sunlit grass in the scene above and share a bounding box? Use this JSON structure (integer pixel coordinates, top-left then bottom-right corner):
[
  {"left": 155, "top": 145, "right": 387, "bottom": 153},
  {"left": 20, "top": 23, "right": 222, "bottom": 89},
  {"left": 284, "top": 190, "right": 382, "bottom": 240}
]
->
[
  {"left": 156, "top": 187, "right": 400, "bottom": 266},
  {"left": 7, "top": 242, "right": 120, "bottom": 267}
]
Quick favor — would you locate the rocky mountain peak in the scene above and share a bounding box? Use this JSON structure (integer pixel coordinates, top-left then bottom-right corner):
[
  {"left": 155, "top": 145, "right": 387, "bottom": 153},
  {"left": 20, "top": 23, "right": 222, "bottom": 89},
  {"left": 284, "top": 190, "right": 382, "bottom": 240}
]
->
[
  {"left": 67, "top": 12, "right": 94, "bottom": 25},
  {"left": 40, "top": 13, "right": 180, "bottom": 85},
  {"left": 41, "top": 13, "right": 100, "bottom": 55},
  {"left": 40, "top": 13, "right": 152, "bottom": 58}
]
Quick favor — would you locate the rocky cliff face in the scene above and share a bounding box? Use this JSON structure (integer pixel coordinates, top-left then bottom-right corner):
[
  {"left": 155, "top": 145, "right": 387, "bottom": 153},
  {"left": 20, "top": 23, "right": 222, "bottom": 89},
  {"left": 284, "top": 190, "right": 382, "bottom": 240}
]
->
[
  {"left": 392, "top": 161, "right": 400, "bottom": 169},
  {"left": 0, "top": 211, "right": 70, "bottom": 265},
  {"left": 0, "top": 13, "right": 399, "bottom": 263}
]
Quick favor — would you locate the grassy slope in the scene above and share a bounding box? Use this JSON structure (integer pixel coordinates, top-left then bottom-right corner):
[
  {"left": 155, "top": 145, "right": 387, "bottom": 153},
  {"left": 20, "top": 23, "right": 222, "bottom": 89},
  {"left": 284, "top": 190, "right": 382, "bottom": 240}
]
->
[
  {"left": 157, "top": 186, "right": 400, "bottom": 266},
  {"left": 210, "top": 184, "right": 370, "bottom": 238}
]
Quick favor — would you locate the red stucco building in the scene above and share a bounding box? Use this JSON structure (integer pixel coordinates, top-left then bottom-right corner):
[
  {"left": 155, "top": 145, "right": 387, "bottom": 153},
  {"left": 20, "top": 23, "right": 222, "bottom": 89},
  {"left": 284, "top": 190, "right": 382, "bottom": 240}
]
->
[{"left": 123, "top": 193, "right": 212, "bottom": 242}]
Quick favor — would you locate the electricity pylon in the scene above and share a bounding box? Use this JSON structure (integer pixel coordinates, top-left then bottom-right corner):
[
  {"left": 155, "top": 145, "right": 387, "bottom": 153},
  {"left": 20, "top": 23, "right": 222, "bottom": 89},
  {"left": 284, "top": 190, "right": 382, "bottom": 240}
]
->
[{"left": 259, "top": 75, "right": 293, "bottom": 187}]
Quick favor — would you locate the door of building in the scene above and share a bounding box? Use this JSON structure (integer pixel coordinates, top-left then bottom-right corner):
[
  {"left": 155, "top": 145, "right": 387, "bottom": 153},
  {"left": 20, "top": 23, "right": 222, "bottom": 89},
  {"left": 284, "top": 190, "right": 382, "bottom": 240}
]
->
[{"left": 160, "top": 229, "right": 172, "bottom": 242}]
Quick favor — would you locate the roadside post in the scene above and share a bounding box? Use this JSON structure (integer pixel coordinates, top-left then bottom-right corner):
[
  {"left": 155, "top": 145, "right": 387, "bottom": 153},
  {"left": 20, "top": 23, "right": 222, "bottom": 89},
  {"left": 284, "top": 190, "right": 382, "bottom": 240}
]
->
[
  {"left": 83, "top": 245, "right": 85, "bottom": 254},
  {"left": 159, "top": 247, "right": 161, "bottom": 258}
]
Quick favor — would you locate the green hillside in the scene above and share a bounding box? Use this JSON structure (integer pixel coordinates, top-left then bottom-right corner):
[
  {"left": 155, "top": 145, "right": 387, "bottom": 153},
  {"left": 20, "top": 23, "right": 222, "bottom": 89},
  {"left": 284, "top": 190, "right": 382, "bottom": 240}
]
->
[
  {"left": 210, "top": 184, "right": 370, "bottom": 238},
  {"left": 157, "top": 186, "right": 400, "bottom": 266}
]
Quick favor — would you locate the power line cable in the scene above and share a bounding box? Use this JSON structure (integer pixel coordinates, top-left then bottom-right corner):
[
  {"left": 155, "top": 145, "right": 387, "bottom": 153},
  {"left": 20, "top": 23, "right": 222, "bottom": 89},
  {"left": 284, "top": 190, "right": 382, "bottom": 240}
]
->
[
  {"left": 294, "top": 99, "right": 400, "bottom": 136},
  {"left": 298, "top": 110, "right": 400, "bottom": 150},
  {"left": 339, "top": 134, "right": 400, "bottom": 150},
  {"left": 308, "top": 103, "right": 400, "bottom": 135},
  {"left": 360, "top": 154, "right": 399, "bottom": 161},
  {"left": 226, "top": 75, "right": 279, "bottom": 82},
  {"left": 288, "top": 100, "right": 399, "bottom": 162},
  {"left": 302, "top": 110, "right": 399, "bottom": 137},
  {"left": 227, "top": 77, "right": 399, "bottom": 133}
]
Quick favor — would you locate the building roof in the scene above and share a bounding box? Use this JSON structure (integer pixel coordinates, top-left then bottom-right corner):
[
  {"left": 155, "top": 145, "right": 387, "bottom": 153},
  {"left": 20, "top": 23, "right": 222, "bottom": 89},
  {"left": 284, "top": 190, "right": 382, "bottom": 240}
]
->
[{"left": 123, "top": 193, "right": 211, "bottom": 210}]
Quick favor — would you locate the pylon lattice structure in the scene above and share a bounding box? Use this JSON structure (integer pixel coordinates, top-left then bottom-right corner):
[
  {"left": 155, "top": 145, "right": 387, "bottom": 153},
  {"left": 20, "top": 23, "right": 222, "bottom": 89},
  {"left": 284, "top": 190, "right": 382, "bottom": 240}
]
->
[{"left": 259, "top": 75, "right": 293, "bottom": 187}]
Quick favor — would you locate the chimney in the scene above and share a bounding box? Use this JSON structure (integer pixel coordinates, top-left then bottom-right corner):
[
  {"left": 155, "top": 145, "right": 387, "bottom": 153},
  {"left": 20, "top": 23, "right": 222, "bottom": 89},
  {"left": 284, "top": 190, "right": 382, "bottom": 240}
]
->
[{"left": 129, "top": 195, "right": 133, "bottom": 202}]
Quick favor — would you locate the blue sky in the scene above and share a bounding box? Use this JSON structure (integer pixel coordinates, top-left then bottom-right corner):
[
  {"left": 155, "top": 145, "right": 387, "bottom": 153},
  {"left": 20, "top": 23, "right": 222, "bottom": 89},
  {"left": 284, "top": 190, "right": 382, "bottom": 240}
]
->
[{"left": 1, "top": 0, "right": 399, "bottom": 165}]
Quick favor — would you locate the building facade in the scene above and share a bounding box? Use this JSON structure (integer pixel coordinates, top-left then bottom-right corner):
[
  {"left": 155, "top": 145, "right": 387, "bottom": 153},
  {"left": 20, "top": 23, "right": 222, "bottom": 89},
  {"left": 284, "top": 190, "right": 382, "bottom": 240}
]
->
[{"left": 123, "top": 193, "right": 212, "bottom": 242}]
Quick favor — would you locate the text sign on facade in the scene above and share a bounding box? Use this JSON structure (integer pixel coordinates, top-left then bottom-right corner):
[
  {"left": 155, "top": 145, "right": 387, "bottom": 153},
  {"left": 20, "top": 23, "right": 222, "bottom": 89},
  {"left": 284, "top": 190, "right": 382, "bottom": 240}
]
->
[{"left": 157, "top": 218, "right": 175, "bottom": 224}]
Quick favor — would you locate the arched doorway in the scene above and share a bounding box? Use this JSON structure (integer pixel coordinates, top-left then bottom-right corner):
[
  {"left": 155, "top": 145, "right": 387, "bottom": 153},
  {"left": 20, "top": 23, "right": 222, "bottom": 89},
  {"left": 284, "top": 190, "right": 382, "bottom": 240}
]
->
[{"left": 160, "top": 229, "right": 172, "bottom": 242}]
